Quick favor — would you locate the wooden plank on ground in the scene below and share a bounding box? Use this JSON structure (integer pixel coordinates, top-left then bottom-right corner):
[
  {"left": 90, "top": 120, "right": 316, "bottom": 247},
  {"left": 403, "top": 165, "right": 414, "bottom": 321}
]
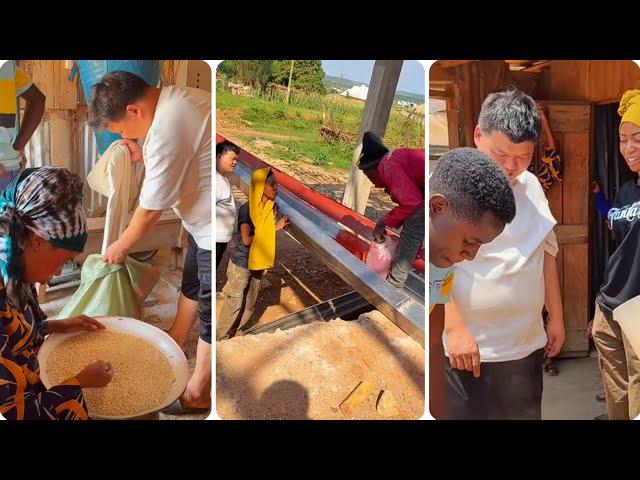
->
[{"left": 339, "top": 380, "right": 373, "bottom": 415}]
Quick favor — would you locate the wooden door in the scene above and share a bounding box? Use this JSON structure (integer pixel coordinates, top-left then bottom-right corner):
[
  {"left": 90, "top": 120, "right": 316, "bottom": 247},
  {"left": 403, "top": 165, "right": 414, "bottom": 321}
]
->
[{"left": 540, "top": 101, "right": 592, "bottom": 357}]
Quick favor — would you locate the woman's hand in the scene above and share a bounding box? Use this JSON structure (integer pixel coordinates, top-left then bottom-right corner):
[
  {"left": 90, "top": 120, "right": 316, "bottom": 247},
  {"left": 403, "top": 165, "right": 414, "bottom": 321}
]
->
[
  {"left": 119, "top": 139, "right": 143, "bottom": 163},
  {"left": 48, "top": 315, "right": 106, "bottom": 334},
  {"left": 276, "top": 215, "right": 290, "bottom": 231},
  {"left": 75, "top": 360, "right": 114, "bottom": 388}
]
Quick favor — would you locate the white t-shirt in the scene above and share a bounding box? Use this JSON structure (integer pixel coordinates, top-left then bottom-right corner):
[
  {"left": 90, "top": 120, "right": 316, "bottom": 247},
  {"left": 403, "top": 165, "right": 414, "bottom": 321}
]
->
[
  {"left": 216, "top": 171, "right": 236, "bottom": 243},
  {"left": 444, "top": 170, "right": 558, "bottom": 362},
  {"left": 140, "top": 86, "right": 212, "bottom": 250}
]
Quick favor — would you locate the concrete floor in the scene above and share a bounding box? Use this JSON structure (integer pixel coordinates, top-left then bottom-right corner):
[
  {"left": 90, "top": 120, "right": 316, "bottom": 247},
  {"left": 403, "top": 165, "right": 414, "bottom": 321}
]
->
[{"left": 542, "top": 350, "right": 606, "bottom": 420}]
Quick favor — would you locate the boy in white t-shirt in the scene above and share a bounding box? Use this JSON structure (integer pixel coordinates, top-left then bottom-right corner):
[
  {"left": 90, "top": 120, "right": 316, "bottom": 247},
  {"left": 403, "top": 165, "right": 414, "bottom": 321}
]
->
[
  {"left": 216, "top": 140, "right": 238, "bottom": 266},
  {"left": 88, "top": 71, "right": 212, "bottom": 414},
  {"left": 444, "top": 89, "right": 565, "bottom": 420}
]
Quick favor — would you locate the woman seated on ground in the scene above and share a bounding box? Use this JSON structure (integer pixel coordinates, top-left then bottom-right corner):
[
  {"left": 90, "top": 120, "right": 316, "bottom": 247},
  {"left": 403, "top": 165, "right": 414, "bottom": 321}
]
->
[
  {"left": 0, "top": 167, "right": 113, "bottom": 420},
  {"left": 216, "top": 168, "right": 289, "bottom": 341}
]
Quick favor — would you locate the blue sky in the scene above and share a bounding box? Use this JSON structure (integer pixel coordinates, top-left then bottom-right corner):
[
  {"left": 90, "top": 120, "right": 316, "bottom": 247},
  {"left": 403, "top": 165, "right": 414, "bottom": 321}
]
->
[{"left": 321, "top": 60, "right": 425, "bottom": 95}]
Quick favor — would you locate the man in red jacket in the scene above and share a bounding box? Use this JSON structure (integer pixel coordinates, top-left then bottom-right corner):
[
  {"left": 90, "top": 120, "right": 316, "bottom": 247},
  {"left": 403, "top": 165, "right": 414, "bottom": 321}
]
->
[{"left": 357, "top": 131, "right": 425, "bottom": 289}]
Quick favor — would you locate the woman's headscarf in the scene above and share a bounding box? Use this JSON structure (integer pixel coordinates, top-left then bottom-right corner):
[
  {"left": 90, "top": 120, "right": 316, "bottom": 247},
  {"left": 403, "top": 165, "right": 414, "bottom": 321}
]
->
[
  {"left": 0, "top": 167, "right": 88, "bottom": 309},
  {"left": 619, "top": 90, "right": 640, "bottom": 127},
  {"left": 248, "top": 167, "right": 276, "bottom": 271}
]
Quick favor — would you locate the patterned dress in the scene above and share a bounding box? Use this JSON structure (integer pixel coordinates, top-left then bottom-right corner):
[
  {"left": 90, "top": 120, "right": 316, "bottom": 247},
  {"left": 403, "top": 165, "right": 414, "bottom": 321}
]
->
[{"left": 0, "top": 282, "right": 88, "bottom": 420}]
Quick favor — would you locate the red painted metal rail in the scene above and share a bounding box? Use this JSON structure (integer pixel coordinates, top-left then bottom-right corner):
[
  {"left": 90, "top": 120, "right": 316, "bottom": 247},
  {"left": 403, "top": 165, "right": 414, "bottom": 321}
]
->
[{"left": 216, "top": 133, "right": 424, "bottom": 274}]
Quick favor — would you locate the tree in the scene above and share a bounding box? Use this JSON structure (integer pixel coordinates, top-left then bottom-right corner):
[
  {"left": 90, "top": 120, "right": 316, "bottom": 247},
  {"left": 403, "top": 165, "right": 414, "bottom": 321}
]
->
[
  {"left": 234, "top": 60, "right": 273, "bottom": 91},
  {"left": 272, "top": 60, "right": 326, "bottom": 94},
  {"left": 218, "top": 60, "right": 237, "bottom": 78}
]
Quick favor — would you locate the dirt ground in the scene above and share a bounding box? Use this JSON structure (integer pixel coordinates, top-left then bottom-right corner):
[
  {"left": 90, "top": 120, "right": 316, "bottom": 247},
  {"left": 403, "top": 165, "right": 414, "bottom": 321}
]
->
[
  {"left": 216, "top": 311, "right": 425, "bottom": 420},
  {"left": 40, "top": 248, "right": 209, "bottom": 421}
]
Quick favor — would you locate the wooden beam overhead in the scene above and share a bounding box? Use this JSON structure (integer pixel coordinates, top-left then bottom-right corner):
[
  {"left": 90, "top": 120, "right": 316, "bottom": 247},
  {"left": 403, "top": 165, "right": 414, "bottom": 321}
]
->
[{"left": 435, "top": 60, "right": 476, "bottom": 69}]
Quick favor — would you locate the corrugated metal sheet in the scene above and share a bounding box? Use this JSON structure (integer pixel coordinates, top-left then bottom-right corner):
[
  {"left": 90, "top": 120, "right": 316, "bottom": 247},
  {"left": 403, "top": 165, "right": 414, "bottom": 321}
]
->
[
  {"left": 77, "top": 120, "right": 107, "bottom": 214},
  {"left": 24, "top": 120, "right": 51, "bottom": 168},
  {"left": 24, "top": 118, "right": 107, "bottom": 213}
]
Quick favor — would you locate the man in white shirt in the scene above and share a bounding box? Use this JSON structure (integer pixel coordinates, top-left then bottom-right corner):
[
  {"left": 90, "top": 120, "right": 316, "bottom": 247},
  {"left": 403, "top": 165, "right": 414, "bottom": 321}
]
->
[
  {"left": 88, "top": 71, "right": 211, "bottom": 413},
  {"left": 444, "top": 89, "right": 565, "bottom": 420}
]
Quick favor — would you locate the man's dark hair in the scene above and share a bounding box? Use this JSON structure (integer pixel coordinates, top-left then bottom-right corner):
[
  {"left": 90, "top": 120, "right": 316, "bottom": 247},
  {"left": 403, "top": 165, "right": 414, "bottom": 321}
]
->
[
  {"left": 216, "top": 140, "right": 240, "bottom": 158},
  {"left": 430, "top": 147, "right": 516, "bottom": 225},
  {"left": 478, "top": 88, "right": 541, "bottom": 143},
  {"left": 88, "top": 71, "right": 150, "bottom": 130}
]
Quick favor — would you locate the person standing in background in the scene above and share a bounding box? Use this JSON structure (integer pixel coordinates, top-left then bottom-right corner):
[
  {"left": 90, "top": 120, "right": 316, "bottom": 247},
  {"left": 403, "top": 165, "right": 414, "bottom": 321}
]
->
[{"left": 0, "top": 61, "right": 46, "bottom": 191}]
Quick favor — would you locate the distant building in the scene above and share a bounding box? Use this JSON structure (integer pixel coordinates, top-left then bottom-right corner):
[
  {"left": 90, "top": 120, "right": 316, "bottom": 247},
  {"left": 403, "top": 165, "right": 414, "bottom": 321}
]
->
[
  {"left": 397, "top": 100, "right": 417, "bottom": 108},
  {"left": 340, "top": 85, "right": 369, "bottom": 100}
]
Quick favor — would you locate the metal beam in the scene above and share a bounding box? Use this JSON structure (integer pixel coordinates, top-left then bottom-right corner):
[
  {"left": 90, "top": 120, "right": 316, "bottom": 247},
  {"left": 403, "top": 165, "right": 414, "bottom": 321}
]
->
[
  {"left": 229, "top": 154, "right": 425, "bottom": 347},
  {"left": 244, "top": 291, "right": 372, "bottom": 335}
]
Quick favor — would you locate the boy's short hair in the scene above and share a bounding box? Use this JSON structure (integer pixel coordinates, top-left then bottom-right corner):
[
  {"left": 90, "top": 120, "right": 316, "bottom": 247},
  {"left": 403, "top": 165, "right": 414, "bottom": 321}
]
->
[
  {"left": 88, "top": 71, "right": 150, "bottom": 130},
  {"left": 216, "top": 140, "right": 240, "bottom": 157},
  {"left": 478, "top": 88, "right": 541, "bottom": 143},
  {"left": 430, "top": 147, "right": 516, "bottom": 225}
]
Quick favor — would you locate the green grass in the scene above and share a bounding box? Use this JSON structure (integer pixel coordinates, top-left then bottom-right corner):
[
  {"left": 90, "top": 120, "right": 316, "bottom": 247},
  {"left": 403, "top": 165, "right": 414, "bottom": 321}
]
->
[
  {"left": 270, "top": 139, "right": 355, "bottom": 170},
  {"left": 217, "top": 88, "right": 424, "bottom": 172}
]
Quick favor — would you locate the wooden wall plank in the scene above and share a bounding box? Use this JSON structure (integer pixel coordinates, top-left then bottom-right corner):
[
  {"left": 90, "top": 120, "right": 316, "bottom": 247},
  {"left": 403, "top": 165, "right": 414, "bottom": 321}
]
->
[
  {"left": 429, "top": 62, "right": 456, "bottom": 83},
  {"left": 549, "top": 61, "right": 589, "bottom": 101},
  {"left": 549, "top": 60, "right": 640, "bottom": 104},
  {"left": 555, "top": 224, "right": 588, "bottom": 244},
  {"left": 561, "top": 243, "right": 590, "bottom": 355},
  {"left": 457, "top": 64, "right": 475, "bottom": 147},
  {"left": 546, "top": 104, "right": 590, "bottom": 133},
  {"left": 562, "top": 132, "right": 590, "bottom": 225},
  {"left": 545, "top": 135, "right": 563, "bottom": 223},
  {"left": 436, "top": 60, "right": 475, "bottom": 69},
  {"left": 54, "top": 60, "right": 77, "bottom": 109}
]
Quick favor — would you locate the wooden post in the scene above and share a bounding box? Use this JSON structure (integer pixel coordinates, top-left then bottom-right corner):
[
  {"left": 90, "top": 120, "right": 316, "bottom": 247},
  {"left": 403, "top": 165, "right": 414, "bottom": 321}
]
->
[
  {"left": 285, "top": 60, "right": 294, "bottom": 104},
  {"left": 342, "top": 60, "right": 403, "bottom": 214}
]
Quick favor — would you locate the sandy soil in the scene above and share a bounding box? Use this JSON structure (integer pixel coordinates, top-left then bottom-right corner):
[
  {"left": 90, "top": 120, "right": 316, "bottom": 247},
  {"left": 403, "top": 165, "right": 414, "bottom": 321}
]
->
[{"left": 216, "top": 311, "right": 424, "bottom": 420}]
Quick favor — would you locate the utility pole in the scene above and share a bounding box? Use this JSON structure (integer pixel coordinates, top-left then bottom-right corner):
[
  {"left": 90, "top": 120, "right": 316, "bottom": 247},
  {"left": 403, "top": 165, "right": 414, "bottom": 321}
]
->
[
  {"left": 286, "top": 60, "right": 295, "bottom": 104},
  {"left": 342, "top": 60, "right": 403, "bottom": 214}
]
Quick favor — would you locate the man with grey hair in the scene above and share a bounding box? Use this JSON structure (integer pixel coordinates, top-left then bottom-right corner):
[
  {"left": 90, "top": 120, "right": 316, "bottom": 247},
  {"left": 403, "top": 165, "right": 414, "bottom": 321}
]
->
[{"left": 443, "top": 88, "right": 565, "bottom": 420}]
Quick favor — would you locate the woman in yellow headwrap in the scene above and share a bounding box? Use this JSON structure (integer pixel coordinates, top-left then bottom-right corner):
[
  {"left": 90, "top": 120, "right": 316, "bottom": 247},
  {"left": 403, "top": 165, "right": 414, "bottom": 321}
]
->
[
  {"left": 216, "top": 168, "right": 289, "bottom": 341},
  {"left": 592, "top": 89, "right": 640, "bottom": 420}
]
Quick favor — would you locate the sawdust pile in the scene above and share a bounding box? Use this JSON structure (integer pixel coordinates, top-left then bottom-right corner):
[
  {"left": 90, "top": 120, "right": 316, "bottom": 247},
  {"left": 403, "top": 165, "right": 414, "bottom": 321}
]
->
[{"left": 216, "top": 311, "right": 424, "bottom": 419}]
